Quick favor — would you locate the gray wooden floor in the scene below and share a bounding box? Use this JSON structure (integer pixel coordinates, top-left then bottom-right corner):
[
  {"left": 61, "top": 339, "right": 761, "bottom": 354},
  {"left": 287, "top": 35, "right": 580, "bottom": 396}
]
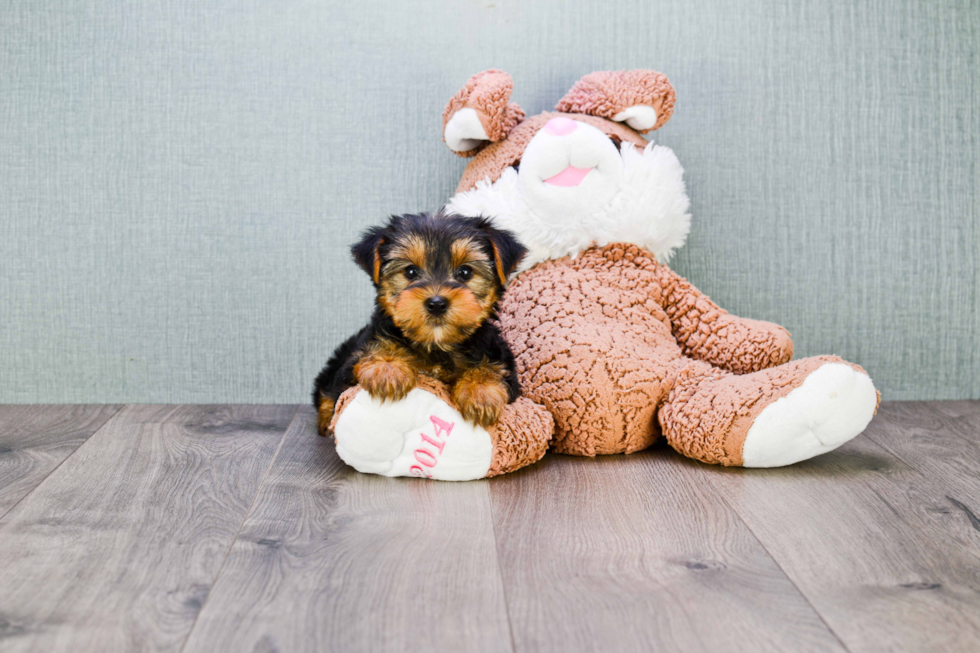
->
[{"left": 1, "top": 402, "right": 979, "bottom": 652}]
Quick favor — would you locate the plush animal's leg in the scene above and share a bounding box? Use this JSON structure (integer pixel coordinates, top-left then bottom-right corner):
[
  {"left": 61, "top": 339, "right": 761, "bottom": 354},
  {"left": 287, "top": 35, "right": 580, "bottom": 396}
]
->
[
  {"left": 659, "top": 356, "right": 879, "bottom": 467},
  {"left": 329, "top": 377, "right": 553, "bottom": 481}
]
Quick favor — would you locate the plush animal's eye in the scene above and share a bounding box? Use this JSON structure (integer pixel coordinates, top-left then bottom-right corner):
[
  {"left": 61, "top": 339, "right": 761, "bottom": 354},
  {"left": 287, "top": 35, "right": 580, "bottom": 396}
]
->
[
  {"left": 455, "top": 265, "right": 473, "bottom": 282},
  {"left": 404, "top": 266, "right": 421, "bottom": 280}
]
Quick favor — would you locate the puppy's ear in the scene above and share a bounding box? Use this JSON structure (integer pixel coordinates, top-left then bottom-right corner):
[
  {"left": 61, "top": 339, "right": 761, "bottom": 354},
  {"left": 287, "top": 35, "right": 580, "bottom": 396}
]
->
[
  {"left": 476, "top": 219, "right": 527, "bottom": 285},
  {"left": 350, "top": 225, "right": 388, "bottom": 284}
]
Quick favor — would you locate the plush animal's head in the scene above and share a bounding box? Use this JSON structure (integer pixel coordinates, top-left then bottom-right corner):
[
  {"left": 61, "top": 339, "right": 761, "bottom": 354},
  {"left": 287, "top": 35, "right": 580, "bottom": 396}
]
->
[{"left": 443, "top": 70, "right": 691, "bottom": 272}]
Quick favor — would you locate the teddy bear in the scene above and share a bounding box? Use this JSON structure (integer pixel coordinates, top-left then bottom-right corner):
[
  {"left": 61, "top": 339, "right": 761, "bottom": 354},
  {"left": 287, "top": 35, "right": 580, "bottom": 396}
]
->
[{"left": 327, "top": 69, "right": 879, "bottom": 480}]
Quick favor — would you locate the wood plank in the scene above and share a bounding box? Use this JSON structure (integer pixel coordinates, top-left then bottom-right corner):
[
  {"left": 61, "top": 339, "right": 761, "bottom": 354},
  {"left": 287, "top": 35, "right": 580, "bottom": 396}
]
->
[
  {"left": 700, "top": 417, "right": 980, "bottom": 653},
  {"left": 488, "top": 448, "right": 845, "bottom": 653},
  {"left": 182, "top": 405, "right": 513, "bottom": 653},
  {"left": 920, "top": 400, "right": 980, "bottom": 426},
  {"left": 863, "top": 402, "right": 980, "bottom": 509},
  {"left": 0, "top": 404, "right": 296, "bottom": 653},
  {"left": 0, "top": 404, "right": 122, "bottom": 518}
]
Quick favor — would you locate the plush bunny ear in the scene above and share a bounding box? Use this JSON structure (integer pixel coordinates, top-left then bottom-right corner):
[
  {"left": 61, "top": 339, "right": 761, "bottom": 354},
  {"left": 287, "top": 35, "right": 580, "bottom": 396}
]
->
[
  {"left": 442, "top": 70, "right": 525, "bottom": 157},
  {"left": 555, "top": 70, "right": 676, "bottom": 133}
]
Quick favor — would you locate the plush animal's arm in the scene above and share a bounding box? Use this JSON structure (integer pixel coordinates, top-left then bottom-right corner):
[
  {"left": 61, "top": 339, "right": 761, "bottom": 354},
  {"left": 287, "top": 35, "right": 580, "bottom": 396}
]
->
[{"left": 656, "top": 264, "right": 794, "bottom": 374}]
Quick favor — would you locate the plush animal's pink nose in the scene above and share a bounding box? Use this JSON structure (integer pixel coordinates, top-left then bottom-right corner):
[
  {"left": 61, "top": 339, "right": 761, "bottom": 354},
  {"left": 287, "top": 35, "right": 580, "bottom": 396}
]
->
[{"left": 544, "top": 116, "right": 577, "bottom": 136}]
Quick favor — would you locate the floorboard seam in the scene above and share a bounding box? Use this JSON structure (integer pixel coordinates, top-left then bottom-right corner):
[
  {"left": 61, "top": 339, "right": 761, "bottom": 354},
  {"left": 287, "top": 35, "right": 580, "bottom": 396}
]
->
[
  {"left": 701, "top": 470, "right": 854, "bottom": 653},
  {"left": 0, "top": 403, "right": 126, "bottom": 523},
  {"left": 176, "top": 404, "right": 300, "bottom": 653},
  {"left": 486, "top": 481, "right": 519, "bottom": 653}
]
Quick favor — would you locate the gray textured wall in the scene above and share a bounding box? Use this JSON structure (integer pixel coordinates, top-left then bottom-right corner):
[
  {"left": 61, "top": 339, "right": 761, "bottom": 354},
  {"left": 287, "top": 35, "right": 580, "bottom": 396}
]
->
[{"left": 1, "top": 0, "right": 977, "bottom": 403}]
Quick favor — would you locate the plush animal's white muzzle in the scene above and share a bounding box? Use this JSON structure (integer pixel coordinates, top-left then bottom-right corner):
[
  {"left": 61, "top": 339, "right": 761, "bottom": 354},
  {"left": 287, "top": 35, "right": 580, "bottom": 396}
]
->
[{"left": 518, "top": 118, "right": 625, "bottom": 226}]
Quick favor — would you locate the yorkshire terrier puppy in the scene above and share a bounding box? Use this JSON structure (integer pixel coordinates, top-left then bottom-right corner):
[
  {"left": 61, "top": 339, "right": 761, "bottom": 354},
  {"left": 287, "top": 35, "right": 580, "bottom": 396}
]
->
[{"left": 313, "top": 211, "right": 528, "bottom": 436}]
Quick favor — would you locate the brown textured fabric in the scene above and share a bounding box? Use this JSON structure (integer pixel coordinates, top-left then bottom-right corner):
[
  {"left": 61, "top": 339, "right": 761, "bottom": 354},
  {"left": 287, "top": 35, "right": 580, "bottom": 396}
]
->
[
  {"left": 455, "top": 112, "right": 648, "bottom": 194},
  {"left": 485, "top": 393, "right": 555, "bottom": 477},
  {"left": 498, "top": 244, "right": 680, "bottom": 456},
  {"left": 442, "top": 69, "right": 525, "bottom": 158},
  {"left": 555, "top": 70, "right": 677, "bottom": 133},
  {"left": 329, "top": 376, "right": 553, "bottom": 477},
  {"left": 498, "top": 243, "right": 870, "bottom": 461}
]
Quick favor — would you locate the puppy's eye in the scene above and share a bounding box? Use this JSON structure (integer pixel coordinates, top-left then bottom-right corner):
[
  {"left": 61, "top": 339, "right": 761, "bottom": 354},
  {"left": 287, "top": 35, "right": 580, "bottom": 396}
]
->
[
  {"left": 404, "top": 266, "right": 421, "bottom": 280},
  {"left": 455, "top": 265, "right": 473, "bottom": 282}
]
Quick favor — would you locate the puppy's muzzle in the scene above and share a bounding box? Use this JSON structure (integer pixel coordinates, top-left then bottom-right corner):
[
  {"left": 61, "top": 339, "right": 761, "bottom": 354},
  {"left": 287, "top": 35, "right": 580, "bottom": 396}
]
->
[{"left": 424, "top": 295, "right": 449, "bottom": 316}]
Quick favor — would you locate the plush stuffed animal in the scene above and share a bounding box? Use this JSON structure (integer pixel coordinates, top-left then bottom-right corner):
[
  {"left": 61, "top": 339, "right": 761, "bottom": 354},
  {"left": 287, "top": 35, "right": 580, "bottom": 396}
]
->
[{"left": 329, "top": 69, "right": 879, "bottom": 479}]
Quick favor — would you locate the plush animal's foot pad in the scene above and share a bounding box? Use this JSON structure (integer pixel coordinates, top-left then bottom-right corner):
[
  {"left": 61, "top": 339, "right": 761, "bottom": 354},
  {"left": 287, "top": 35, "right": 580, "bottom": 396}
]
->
[
  {"left": 741, "top": 363, "right": 879, "bottom": 468},
  {"left": 330, "top": 377, "right": 553, "bottom": 481}
]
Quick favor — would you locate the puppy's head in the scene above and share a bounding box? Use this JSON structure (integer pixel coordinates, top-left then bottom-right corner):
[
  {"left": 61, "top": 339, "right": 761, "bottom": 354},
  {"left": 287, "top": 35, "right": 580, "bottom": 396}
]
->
[{"left": 352, "top": 211, "right": 526, "bottom": 350}]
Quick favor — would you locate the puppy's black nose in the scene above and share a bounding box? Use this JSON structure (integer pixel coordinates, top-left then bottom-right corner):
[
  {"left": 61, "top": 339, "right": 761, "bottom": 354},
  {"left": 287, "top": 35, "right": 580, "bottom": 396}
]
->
[{"left": 424, "top": 295, "right": 449, "bottom": 316}]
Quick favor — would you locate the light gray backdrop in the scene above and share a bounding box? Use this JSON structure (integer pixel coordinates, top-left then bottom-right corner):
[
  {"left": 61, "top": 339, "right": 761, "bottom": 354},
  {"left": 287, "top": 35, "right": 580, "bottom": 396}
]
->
[{"left": 1, "top": 0, "right": 977, "bottom": 403}]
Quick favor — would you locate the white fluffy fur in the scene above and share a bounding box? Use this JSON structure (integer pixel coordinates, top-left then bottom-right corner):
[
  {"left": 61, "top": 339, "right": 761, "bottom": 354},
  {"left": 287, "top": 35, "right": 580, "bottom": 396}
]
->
[
  {"left": 613, "top": 105, "right": 658, "bottom": 131},
  {"left": 448, "top": 141, "right": 691, "bottom": 271}
]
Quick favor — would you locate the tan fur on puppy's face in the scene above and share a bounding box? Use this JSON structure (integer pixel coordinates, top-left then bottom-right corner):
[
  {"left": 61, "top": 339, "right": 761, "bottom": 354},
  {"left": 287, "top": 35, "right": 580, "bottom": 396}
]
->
[{"left": 379, "top": 234, "right": 499, "bottom": 350}]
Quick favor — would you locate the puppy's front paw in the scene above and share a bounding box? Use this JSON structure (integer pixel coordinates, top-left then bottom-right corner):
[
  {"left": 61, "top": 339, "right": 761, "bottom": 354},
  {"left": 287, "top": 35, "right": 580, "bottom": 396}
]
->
[
  {"left": 452, "top": 374, "right": 509, "bottom": 427},
  {"left": 355, "top": 355, "right": 418, "bottom": 402}
]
